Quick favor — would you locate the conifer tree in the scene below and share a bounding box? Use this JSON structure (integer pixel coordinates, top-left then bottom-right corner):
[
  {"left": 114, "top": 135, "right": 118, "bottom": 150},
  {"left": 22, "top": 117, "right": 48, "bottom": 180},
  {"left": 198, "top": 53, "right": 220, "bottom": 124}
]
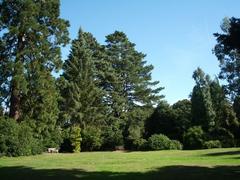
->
[
  {"left": 60, "top": 29, "right": 105, "bottom": 129},
  {"left": 0, "top": 0, "right": 69, "bottom": 121},
  {"left": 214, "top": 17, "right": 240, "bottom": 99},
  {"left": 210, "top": 78, "right": 238, "bottom": 130},
  {"left": 191, "top": 68, "right": 216, "bottom": 131},
  {"left": 103, "top": 31, "right": 163, "bottom": 147},
  {"left": 0, "top": 0, "right": 69, "bottom": 148}
]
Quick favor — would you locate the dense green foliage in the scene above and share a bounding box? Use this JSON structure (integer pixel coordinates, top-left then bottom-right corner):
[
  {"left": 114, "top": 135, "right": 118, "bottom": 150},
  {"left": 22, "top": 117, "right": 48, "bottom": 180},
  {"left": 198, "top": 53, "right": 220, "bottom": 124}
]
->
[
  {"left": 0, "top": 0, "right": 69, "bottom": 155},
  {"left": 0, "top": 117, "right": 42, "bottom": 157},
  {"left": 183, "top": 126, "right": 205, "bottom": 150},
  {"left": 0, "top": 0, "right": 239, "bottom": 156},
  {"left": 59, "top": 29, "right": 163, "bottom": 151},
  {"left": 191, "top": 68, "right": 216, "bottom": 131},
  {"left": 147, "top": 134, "right": 182, "bottom": 150},
  {"left": 203, "top": 140, "right": 222, "bottom": 149},
  {"left": 69, "top": 125, "right": 82, "bottom": 153},
  {"left": 214, "top": 17, "right": 240, "bottom": 99}
]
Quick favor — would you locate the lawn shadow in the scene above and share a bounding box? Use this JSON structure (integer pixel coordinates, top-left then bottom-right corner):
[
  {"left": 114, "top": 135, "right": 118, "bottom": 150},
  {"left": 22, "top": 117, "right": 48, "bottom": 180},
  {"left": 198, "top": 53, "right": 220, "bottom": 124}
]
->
[
  {"left": 0, "top": 165, "right": 239, "bottom": 180},
  {"left": 203, "top": 150, "right": 240, "bottom": 157}
]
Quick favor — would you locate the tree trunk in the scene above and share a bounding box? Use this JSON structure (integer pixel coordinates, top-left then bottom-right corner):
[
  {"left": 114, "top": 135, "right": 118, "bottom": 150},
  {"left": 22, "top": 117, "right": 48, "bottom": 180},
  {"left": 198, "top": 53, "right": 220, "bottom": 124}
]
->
[
  {"left": 9, "top": 35, "right": 24, "bottom": 121},
  {"left": 9, "top": 83, "right": 20, "bottom": 120}
]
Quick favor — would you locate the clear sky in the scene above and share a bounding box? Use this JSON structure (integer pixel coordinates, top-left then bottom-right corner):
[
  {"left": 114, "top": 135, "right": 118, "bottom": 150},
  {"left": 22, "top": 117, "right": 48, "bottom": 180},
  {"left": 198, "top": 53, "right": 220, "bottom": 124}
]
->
[{"left": 60, "top": 0, "right": 240, "bottom": 104}]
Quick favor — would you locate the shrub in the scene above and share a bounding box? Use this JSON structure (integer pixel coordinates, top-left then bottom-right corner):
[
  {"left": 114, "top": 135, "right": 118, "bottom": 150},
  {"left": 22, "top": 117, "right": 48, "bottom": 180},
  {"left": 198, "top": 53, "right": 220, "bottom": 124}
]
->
[
  {"left": 131, "top": 138, "right": 148, "bottom": 150},
  {"left": 42, "top": 126, "right": 63, "bottom": 150},
  {"left": 0, "top": 117, "right": 19, "bottom": 157},
  {"left": 81, "top": 126, "right": 102, "bottom": 151},
  {"left": 69, "top": 125, "right": 82, "bottom": 153},
  {"left": 102, "top": 125, "right": 124, "bottom": 150},
  {"left": 183, "top": 126, "right": 205, "bottom": 149},
  {"left": 209, "top": 127, "right": 235, "bottom": 148},
  {"left": 148, "top": 134, "right": 172, "bottom": 150},
  {"left": 0, "top": 117, "right": 42, "bottom": 157},
  {"left": 17, "top": 121, "right": 43, "bottom": 156},
  {"left": 203, "top": 140, "right": 222, "bottom": 149},
  {"left": 59, "top": 128, "right": 72, "bottom": 153},
  {"left": 170, "top": 140, "right": 183, "bottom": 150},
  {"left": 125, "top": 124, "right": 145, "bottom": 150}
]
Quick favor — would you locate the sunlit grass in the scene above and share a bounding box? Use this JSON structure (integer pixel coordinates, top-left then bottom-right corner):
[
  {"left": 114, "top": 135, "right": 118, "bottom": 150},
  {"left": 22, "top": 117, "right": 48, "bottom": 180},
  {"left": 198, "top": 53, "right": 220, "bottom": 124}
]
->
[{"left": 0, "top": 148, "right": 239, "bottom": 179}]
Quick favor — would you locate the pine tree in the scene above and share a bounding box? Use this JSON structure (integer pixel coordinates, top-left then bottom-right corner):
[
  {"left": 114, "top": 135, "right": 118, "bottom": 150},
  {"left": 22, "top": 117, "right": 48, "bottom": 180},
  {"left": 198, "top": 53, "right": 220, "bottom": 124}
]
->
[
  {"left": 191, "top": 68, "right": 216, "bottom": 131},
  {"left": 105, "top": 31, "right": 163, "bottom": 109},
  {"left": 104, "top": 31, "right": 163, "bottom": 147},
  {"left": 210, "top": 78, "right": 238, "bottom": 129},
  {"left": 214, "top": 17, "right": 240, "bottom": 99},
  {"left": 60, "top": 29, "right": 105, "bottom": 129}
]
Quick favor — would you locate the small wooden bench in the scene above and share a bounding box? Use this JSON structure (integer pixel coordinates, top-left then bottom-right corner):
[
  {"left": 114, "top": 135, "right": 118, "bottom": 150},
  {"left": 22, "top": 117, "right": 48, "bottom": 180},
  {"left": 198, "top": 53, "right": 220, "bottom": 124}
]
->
[
  {"left": 47, "top": 148, "right": 59, "bottom": 153},
  {"left": 115, "top": 145, "right": 125, "bottom": 151}
]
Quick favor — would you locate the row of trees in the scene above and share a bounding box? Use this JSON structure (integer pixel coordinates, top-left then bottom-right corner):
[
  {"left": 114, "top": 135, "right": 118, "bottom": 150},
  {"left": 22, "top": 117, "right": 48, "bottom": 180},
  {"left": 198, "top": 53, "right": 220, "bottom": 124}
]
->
[
  {"left": 146, "top": 67, "right": 240, "bottom": 150},
  {"left": 146, "top": 17, "right": 240, "bottom": 150},
  {"left": 0, "top": 0, "right": 239, "bottom": 156},
  {"left": 58, "top": 29, "right": 163, "bottom": 152}
]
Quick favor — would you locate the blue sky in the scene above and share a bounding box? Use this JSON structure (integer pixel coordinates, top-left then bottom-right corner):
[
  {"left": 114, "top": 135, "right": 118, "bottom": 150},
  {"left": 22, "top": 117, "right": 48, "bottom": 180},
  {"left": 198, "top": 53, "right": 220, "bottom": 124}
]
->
[{"left": 60, "top": 0, "right": 240, "bottom": 104}]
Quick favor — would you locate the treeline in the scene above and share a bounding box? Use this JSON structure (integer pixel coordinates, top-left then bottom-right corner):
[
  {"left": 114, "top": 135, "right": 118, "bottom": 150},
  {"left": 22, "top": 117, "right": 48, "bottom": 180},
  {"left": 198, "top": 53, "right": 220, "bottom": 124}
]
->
[{"left": 0, "top": 0, "right": 239, "bottom": 156}]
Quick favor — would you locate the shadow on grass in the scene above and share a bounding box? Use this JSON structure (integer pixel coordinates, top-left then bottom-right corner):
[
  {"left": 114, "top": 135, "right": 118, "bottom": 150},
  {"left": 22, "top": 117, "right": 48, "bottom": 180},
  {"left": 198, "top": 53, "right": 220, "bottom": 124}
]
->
[
  {"left": 204, "top": 150, "right": 240, "bottom": 157},
  {"left": 0, "top": 165, "right": 239, "bottom": 180}
]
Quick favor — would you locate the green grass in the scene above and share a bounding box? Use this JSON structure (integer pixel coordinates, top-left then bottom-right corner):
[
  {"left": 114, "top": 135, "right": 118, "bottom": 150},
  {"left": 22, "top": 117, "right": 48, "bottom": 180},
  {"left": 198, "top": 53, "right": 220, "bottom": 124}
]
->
[{"left": 0, "top": 148, "right": 240, "bottom": 180}]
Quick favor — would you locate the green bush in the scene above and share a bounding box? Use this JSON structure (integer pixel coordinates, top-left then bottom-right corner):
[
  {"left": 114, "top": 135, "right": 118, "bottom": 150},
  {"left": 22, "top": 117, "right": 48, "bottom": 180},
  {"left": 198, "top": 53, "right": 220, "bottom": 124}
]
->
[
  {"left": 203, "top": 140, "right": 222, "bottom": 149},
  {"left": 59, "top": 128, "right": 73, "bottom": 153},
  {"left": 42, "top": 126, "right": 63, "bottom": 150},
  {"left": 102, "top": 125, "right": 124, "bottom": 150},
  {"left": 148, "top": 134, "right": 172, "bottom": 150},
  {"left": 183, "top": 126, "right": 205, "bottom": 149},
  {"left": 0, "top": 117, "right": 19, "bottom": 157},
  {"left": 209, "top": 127, "right": 235, "bottom": 148},
  {"left": 0, "top": 117, "right": 42, "bottom": 157},
  {"left": 16, "top": 121, "right": 43, "bottom": 156},
  {"left": 170, "top": 140, "right": 183, "bottom": 150},
  {"left": 132, "top": 138, "right": 148, "bottom": 150},
  {"left": 81, "top": 126, "right": 102, "bottom": 151},
  {"left": 125, "top": 124, "right": 146, "bottom": 150},
  {"left": 70, "top": 125, "right": 82, "bottom": 153}
]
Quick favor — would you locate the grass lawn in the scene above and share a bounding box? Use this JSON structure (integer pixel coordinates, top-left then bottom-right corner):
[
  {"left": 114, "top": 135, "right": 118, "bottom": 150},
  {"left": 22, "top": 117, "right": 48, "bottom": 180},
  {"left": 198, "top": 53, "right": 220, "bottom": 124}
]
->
[{"left": 0, "top": 148, "right": 240, "bottom": 180}]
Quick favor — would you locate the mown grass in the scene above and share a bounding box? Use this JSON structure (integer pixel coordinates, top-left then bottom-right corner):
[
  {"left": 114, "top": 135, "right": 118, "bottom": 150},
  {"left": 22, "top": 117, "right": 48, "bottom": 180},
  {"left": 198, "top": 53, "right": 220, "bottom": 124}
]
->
[{"left": 0, "top": 148, "right": 240, "bottom": 180}]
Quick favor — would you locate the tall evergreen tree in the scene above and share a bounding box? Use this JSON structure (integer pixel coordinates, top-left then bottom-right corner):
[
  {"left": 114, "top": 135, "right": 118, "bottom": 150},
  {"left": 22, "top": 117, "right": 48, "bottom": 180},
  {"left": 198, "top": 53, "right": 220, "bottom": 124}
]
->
[
  {"left": 60, "top": 29, "right": 105, "bottom": 129},
  {"left": 0, "top": 0, "right": 69, "bottom": 120},
  {"left": 209, "top": 78, "right": 238, "bottom": 130},
  {"left": 104, "top": 31, "right": 163, "bottom": 147},
  {"left": 191, "top": 68, "right": 216, "bottom": 131},
  {"left": 214, "top": 17, "right": 240, "bottom": 99},
  {"left": 0, "top": 0, "right": 69, "bottom": 147},
  {"left": 172, "top": 99, "right": 192, "bottom": 142},
  {"left": 208, "top": 78, "right": 239, "bottom": 146}
]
